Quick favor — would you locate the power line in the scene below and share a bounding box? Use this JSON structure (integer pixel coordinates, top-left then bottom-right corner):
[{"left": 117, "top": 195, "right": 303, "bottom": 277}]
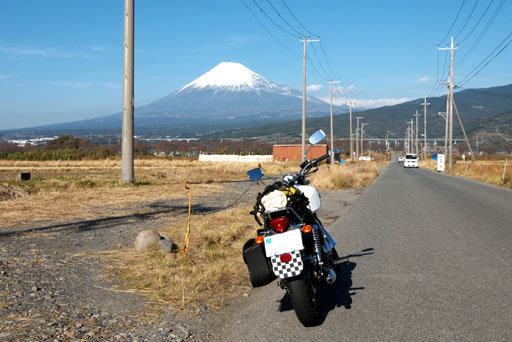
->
[
  {"left": 319, "top": 40, "right": 339, "bottom": 79},
  {"left": 310, "top": 43, "right": 330, "bottom": 80},
  {"left": 454, "top": 0, "right": 481, "bottom": 41},
  {"left": 307, "top": 55, "right": 327, "bottom": 83},
  {"left": 251, "top": 0, "right": 299, "bottom": 37},
  {"left": 280, "top": 0, "right": 318, "bottom": 37},
  {"left": 457, "top": 0, "right": 506, "bottom": 66},
  {"left": 458, "top": 31, "right": 512, "bottom": 86},
  {"left": 242, "top": 0, "right": 300, "bottom": 57},
  {"left": 264, "top": 0, "right": 304, "bottom": 36},
  {"left": 278, "top": 0, "right": 340, "bottom": 83},
  {"left": 438, "top": 0, "right": 467, "bottom": 45},
  {"left": 458, "top": 0, "right": 495, "bottom": 44}
]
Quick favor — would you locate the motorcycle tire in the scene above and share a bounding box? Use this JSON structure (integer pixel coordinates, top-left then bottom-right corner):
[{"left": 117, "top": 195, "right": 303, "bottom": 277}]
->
[{"left": 287, "top": 274, "right": 321, "bottom": 327}]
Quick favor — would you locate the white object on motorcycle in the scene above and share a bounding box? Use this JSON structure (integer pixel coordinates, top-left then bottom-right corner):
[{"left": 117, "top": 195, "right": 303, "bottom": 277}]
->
[
  {"left": 296, "top": 185, "right": 321, "bottom": 213},
  {"left": 261, "top": 190, "right": 287, "bottom": 212}
]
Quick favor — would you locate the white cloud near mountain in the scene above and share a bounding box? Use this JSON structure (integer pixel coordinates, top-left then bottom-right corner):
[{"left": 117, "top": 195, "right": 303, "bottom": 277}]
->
[
  {"left": 307, "top": 84, "right": 324, "bottom": 91},
  {"left": 321, "top": 97, "right": 412, "bottom": 109}
]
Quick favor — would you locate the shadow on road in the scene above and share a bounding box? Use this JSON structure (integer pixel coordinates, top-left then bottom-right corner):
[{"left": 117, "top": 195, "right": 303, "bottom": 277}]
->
[
  {"left": 0, "top": 203, "right": 227, "bottom": 238},
  {"left": 278, "top": 248, "right": 373, "bottom": 326}
]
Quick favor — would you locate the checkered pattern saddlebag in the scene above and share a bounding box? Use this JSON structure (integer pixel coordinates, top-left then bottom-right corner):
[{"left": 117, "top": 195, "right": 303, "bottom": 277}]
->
[{"left": 270, "top": 250, "right": 304, "bottom": 279}]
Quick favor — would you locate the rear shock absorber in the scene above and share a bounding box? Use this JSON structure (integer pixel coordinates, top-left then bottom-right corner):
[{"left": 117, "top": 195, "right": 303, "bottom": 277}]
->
[{"left": 312, "top": 225, "right": 324, "bottom": 267}]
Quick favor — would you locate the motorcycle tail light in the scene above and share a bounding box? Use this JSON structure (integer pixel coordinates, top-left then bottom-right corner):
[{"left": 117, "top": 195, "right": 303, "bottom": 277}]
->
[
  {"left": 301, "top": 225, "right": 312, "bottom": 233},
  {"left": 280, "top": 253, "right": 292, "bottom": 263},
  {"left": 269, "top": 217, "right": 289, "bottom": 233},
  {"left": 255, "top": 236, "right": 264, "bottom": 244}
]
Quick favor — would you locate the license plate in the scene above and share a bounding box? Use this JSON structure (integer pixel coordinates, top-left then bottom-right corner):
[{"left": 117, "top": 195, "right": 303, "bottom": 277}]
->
[{"left": 264, "top": 229, "right": 304, "bottom": 257}]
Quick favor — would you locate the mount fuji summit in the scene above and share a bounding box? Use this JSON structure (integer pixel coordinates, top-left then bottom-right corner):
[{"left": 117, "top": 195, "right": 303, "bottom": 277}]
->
[{"left": 13, "top": 62, "right": 345, "bottom": 136}]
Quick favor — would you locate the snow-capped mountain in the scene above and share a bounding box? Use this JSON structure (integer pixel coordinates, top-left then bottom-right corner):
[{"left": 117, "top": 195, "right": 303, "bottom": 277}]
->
[
  {"left": 8, "top": 62, "right": 346, "bottom": 136},
  {"left": 136, "top": 61, "right": 338, "bottom": 121},
  {"left": 179, "top": 61, "right": 279, "bottom": 92},
  {"left": 177, "top": 61, "right": 300, "bottom": 97}
]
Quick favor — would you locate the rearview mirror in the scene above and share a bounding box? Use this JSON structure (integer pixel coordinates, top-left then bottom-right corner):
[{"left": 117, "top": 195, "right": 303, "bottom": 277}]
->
[
  {"left": 247, "top": 168, "right": 264, "bottom": 181},
  {"left": 308, "top": 129, "right": 326, "bottom": 145}
]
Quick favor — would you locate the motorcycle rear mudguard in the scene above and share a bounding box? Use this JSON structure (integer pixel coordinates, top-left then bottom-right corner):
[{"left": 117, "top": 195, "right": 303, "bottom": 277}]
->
[{"left": 243, "top": 239, "right": 276, "bottom": 287}]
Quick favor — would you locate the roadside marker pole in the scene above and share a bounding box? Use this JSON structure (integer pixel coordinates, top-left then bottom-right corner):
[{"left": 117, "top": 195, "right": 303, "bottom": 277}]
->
[{"left": 179, "top": 182, "right": 196, "bottom": 266}]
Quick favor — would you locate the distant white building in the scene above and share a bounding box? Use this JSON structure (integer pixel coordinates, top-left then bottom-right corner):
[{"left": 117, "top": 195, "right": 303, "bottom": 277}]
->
[{"left": 198, "top": 154, "right": 273, "bottom": 162}]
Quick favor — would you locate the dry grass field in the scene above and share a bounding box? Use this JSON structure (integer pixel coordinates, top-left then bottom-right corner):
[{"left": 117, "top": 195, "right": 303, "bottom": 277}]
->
[
  {"left": 420, "top": 158, "right": 512, "bottom": 188},
  {"left": 0, "top": 159, "right": 299, "bottom": 228},
  {"left": 1, "top": 157, "right": 384, "bottom": 311}
]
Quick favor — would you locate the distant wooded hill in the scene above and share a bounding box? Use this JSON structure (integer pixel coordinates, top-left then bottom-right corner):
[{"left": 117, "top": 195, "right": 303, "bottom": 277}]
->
[{"left": 205, "top": 83, "right": 512, "bottom": 142}]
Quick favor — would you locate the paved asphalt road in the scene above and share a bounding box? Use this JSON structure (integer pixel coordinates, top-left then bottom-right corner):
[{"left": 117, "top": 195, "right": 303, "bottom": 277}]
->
[{"left": 213, "top": 161, "right": 512, "bottom": 341}]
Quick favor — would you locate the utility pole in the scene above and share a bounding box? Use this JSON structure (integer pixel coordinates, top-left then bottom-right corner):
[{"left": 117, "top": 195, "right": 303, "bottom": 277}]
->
[
  {"left": 414, "top": 111, "right": 420, "bottom": 156},
  {"left": 361, "top": 123, "right": 369, "bottom": 157},
  {"left": 300, "top": 37, "right": 320, "bottom": 161},
  {"left": 407, "top": 122, "right": 412, "bottom": 154},
  {"left": 121, "top": 0, "right": 134, "bottom": 183},
  {"left": 421, "top": 97, "right": 430, "bottom": 160},
  {"left": 328, "top": 80, "right": 340, "bottom": 165},
  {"left": 438, "top": 36, "right": 458, "bottom": 170},
  {"left": 438, "top": 111, "right": 448, "bottom": 156},
  {"left": 355, "top": 116, "right": 363, "bottom": 162},
  {"left": 348, "top": 100, "right": 356, "bottom": 162},
  {"left": 409, "top": 119, "right": 414, "bottom": 154},
  {"left": 405, "top": 124, "right": 408, "bottom": 153}
]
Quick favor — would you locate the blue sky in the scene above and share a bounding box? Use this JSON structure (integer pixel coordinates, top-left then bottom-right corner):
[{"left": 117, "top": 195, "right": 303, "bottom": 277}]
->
[{"left": 1, "top": 0, "right": 511, "bottom": 129}]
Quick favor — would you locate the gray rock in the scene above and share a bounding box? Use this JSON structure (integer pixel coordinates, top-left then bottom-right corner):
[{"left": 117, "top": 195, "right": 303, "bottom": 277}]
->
[
  {"left": 134, "top": 230, "right": 161, "bottom": 252},
  {"left": 157, "top": 239, "right": 179, "bottom": 253}
]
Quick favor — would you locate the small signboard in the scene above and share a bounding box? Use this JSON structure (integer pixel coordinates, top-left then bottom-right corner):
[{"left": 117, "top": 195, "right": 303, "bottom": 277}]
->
[{"left": 437, "top": 154, "right": 445, "bottom": 172}]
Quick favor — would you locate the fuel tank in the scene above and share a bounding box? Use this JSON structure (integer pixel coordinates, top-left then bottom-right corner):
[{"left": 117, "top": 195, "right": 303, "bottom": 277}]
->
[{"left": 296, "top": 185, "right": 321, "bottom": 213}]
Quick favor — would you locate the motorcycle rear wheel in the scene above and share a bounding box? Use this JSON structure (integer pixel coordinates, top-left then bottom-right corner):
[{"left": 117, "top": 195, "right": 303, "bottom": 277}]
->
[{"left": 287, "top": 274, "right": 321, "bottom": 327}]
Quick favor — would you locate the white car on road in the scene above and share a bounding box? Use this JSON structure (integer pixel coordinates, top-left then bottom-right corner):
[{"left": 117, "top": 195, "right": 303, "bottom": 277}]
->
[{"left": 404, "top": 153, "right": 419, "bottom": 168}]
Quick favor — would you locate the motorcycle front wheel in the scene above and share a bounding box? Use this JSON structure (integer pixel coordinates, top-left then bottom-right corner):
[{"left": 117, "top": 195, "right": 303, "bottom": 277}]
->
[{"left": 287, "top": 274, "right": 321, "bottom": 327}]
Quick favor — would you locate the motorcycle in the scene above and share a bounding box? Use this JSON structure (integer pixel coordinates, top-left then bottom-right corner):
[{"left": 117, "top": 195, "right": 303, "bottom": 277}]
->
[{"left": 242, "top": 129, "right": 348, "bottom": 326}]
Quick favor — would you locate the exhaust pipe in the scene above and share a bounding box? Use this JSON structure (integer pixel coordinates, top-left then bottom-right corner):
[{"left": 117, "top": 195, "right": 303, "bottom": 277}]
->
[{"left": 325, "top": 268, "right": 337, "bottom": 284}]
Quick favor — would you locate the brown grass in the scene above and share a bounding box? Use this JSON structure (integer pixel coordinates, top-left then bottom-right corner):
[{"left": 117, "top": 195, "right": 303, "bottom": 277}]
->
[
  {"left": 0, "top": 159, "right": 297, "bottom": 228},
  {"left": 97, "top": 206, "right": 256, "bottom": 310},
  {"left": 2, "top": 157, "right": 384, "bottom": 312},
  {"left": 420, "top": 159, "right": 512, "bottom": 188},
  {"left": 310, "top": 163, "right": 381, "bottom": 190}
]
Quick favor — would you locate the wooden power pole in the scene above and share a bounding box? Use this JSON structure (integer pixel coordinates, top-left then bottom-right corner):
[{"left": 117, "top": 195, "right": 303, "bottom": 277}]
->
[
  {"left": 421, "top": 97, "right": 430, "bottom": 160},
  {"left": 414, "top": 111, "right": 420, "bottom": 156},
  {"left": 438, "top": 36, "right": 458, "bottom": 170},
  {"left": 121, "top": 0, "right": 134, "bottom": 183},
  {"left": 300, "top": 37, "right": 320, "bottom": 161},
  {"left": 355, "top": 116, "right": 363, "bottom": 162},
  {"left": 328, "top": 80, "right": 340, "bottom": 164},
  {"left": 348, "top": 100, "right": 356, "bottom": 162}
]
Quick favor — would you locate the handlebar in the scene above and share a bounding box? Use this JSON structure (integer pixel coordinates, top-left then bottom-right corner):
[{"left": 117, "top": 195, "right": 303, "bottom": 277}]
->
[
  {"left": 314, "top": 153, "right": 331, "bottom": 164},
  {"left": 287, "top": 152, "right": 331, "bottom": 185}
]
